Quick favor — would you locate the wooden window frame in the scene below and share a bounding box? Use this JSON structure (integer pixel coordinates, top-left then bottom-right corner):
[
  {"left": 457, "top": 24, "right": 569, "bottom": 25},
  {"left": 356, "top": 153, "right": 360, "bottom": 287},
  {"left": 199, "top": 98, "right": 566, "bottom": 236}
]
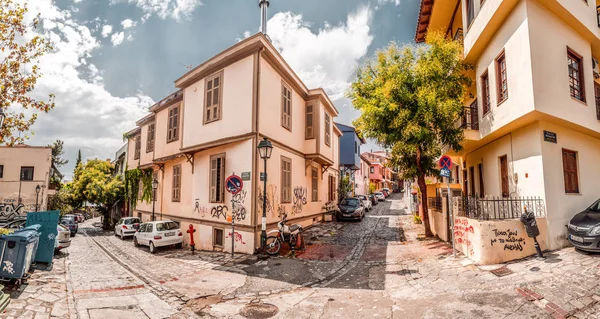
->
[
  {"left": 495, "top": 50, "right": 508, "bottom": 104},
  {"left": 281, "top": 156, "right": 292, "bottom": 203},
  {"left": 210, "top": 153, "right": 226, "bottom": 203},
  {"left": 481, "top": 71, "right": 490, "bottom": 115},
  {"left": 311, "top": 167, "right": 318, "bottom": 202},
  {"left": 305, "top": 104, "right": 314, "bottom": 139},
  {"left": 204, "top": 71, "right": 224, "bottom": 124},
  {"left": 567, "top": 47, "right": 586, "bottom": 103},
  {"left": 281, "top": 82, "right": 292, "bottom": 131},
  {"left": 562, "top": 149, "right": 580, "bottom": 194},
  {"left": 20, "top": 166, "right": 34, "bottom": 181},
  {"left": 213, "top": 227, "right": 224, "bottom": 247},
  {"left": 325, "top": 113, "right": 331, "bottom": 147},
  {"left": 134, "top": 135, "right": 141, "bottom": 160},
  {"left": 167, "top": 105, "right": 180, "bottom": 143},
  {"left": 146, "top": 123, "right": 155, "bottom": 153},
  {"left": 172, "top": 164, "right": 181, "bottom": 202},
  {"left": 466, "top": 0, "right": 475, "bottom": 29},
  {"left": 499, "top": 155, "right": 509, "bottom": 198}
]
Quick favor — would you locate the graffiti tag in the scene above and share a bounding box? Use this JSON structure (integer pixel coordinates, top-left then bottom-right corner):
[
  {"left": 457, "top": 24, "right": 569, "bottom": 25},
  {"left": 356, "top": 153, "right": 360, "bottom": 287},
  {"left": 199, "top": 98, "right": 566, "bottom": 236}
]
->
[
  {"left": 231, "top": 190, "right": 247, "bottom": 222},
  {"left": 226, "top": 231, "right": 246, "bottom": 244},
  {"left": 211, "top": 206, "right": 228, "bottom": 220},
  {"left": 292, "top": 187, "right": 307, "bottom": 215}
]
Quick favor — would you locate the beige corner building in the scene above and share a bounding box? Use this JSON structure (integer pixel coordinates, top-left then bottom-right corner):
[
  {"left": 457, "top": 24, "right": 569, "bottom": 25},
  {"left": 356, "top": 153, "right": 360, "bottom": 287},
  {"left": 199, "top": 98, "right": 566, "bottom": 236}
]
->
[
  {"left": 417, "top": 0, "right": 600, "bottom": 256},
  {"left": 125, "top": 33, "right": 341, "bottom": 254}
]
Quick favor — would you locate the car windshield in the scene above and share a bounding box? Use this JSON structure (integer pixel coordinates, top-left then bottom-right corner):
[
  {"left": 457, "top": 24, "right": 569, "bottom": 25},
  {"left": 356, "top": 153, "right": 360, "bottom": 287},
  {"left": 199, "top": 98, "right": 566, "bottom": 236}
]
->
[
  {"left": 60, "top": 219, "right": 73, "bottom": 225},
  {"left": 375, "top": 192, "right": 383, "bottom": 195},
  {"left": 340, "top": 198, "right": 360, "bottom": 207},
  {"left": 125, "top": 218, "right": 141, "bottom": 225},
  {"left": 357, "top": 195, "right": 366, "bottom": 200},
  {"left": 589, "top": 199, "right": 600, "bottom": 212},
  {"left": 156, "top": 222, "right": 179, "bottom": 231}
]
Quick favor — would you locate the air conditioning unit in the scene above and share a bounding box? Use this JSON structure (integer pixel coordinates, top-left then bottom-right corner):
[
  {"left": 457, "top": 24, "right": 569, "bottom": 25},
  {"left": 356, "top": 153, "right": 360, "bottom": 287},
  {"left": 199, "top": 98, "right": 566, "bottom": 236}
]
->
[{"left": 593, "top": 57, "right": 600, "bottom": 79}]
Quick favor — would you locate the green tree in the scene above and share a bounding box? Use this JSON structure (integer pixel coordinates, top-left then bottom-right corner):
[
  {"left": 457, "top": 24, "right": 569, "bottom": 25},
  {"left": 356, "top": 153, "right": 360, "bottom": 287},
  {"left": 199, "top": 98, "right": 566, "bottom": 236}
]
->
[
  {"left": 74, "top": 149, "right": 82, "bottom": 180},
  {"left": 348, "top": 33, "right": 471, "bottom": 236},
  {"left": 337, "top": 175, "right": 354, "bottom": 203},
  {"left": 0, "top": 0, "right": 55, "bottom": 145},
  {"left": 368, "top": 182, "right": 377, "bottom": 194},
  {"left": 70, "top": 159, "right": 124, "bottom": 228},
  {"left": 48, "top": 140, "right": 68, "bottom": 168}
]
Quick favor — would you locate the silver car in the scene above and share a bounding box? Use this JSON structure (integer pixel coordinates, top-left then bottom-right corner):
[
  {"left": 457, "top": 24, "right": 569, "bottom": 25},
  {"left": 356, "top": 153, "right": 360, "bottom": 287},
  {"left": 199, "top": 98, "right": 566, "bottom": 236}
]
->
[{"left": 357, "top": 195, "right": 372, "bottom": 212}]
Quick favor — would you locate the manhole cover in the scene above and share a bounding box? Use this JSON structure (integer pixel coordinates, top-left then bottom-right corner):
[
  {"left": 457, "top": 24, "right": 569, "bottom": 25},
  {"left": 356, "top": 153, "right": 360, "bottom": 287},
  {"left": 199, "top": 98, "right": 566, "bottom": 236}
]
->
[
  {"left": 239, "top": 303, "right": 279, "bottom": 319},
  {"left": 490, "top": 267, "right": 514, "bottom": 277},
  {"left": 530, "top": 267, "right": 540, "bottom": 272}
]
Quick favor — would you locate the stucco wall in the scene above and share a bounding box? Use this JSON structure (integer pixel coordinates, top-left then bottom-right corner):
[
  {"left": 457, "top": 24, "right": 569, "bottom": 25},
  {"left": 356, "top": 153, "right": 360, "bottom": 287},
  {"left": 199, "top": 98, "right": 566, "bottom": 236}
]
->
[
  {"left": 180, "top": 222, "right": 255, "bottom": 255},
  {"left": 453, "top": 215, "right": 548, "bottom": 265},
  {"left": 539, "top": 120, "right": 600, "bottom": 250},
  {"left": 428, "top": 208, "right": 449, "bottom": 242},
  {"left": 182, "top": 55, "right": 254, "bottom": 149},
  {"left": 0, "top": 147, "right": 51, "bottom": 216},
  {"left": 139, "top": 123, "right": 154, "bottom": 165}
]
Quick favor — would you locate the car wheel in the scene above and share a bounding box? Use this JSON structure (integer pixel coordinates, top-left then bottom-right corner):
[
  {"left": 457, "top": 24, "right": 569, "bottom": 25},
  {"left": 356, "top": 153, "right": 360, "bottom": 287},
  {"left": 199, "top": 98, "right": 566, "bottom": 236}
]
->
[
  {"left": 175, "top": 243, "right": 183, "bottom": 249},
  {"left": 119, "top": 231, "right": 124, "bottom": 240},
  {"left": 133, "top": 237, "right": 139, "bottom": 247},
  {"left": 149, "top": 241, "right": 156, "bottom": 254}
]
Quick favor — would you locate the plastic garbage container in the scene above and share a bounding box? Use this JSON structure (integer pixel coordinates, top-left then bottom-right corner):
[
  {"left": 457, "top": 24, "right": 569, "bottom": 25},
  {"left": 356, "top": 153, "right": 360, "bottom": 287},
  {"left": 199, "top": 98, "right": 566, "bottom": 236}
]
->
[
  {"left": 14, "top": 224, "right": 41, "bottom": 262},
  {"left": 0, "top": 230, "right": 40, "bottom": 279}
]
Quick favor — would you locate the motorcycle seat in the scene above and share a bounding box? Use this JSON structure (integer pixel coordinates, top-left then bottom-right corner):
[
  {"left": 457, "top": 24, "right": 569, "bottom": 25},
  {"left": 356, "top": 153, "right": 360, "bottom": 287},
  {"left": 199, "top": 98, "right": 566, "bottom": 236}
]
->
[{"left": 289, "top": 224, "right": 301, "bottom": 232}]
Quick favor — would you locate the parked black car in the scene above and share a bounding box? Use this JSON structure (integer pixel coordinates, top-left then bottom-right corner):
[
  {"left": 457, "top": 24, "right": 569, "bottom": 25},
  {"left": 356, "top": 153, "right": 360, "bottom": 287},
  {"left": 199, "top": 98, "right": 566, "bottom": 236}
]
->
[
  {"left": 60, "top": 219, "right": 78, "bottom": 236},
  {"left": 568, "top": 198, "right": 600, "bottom": 251},
  {"left": 368, "top": 194, "right": 378, "bottom": 206},
  {"left": 336, "top": 198, "right": 365, "bottom": 221}
]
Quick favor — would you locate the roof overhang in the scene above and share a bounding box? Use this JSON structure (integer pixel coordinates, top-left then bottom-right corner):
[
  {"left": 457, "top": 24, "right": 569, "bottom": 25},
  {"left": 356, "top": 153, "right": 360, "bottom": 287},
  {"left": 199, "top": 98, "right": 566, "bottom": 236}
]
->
[
  {"left": 333, "top": 124, "right": 342, "bottom": 137},
  {"left": 149, "top": 90, "right": 183, "bottom": 113},
  {"left": 415, "top": 0, "right": 434, "bottom": 43},
  {"left": 308, "top": 88, "right": 339, "bottom": 117},
  {"left": 305, "top": 154, "right": 334, "bottom": 167},
  {"left": 136, "top": 113, "right": 155, "bottom": 126}
]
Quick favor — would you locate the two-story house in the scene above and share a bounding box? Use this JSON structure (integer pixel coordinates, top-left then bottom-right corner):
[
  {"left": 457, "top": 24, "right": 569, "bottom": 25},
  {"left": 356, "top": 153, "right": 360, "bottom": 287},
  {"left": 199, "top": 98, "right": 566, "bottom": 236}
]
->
[
  {"left": 416, "top": 0, "right": 600, "bottom": 250},
  {"left": 362, "top": 151, "right": 394, "bottom": 191},
  {"left": 125, "top": 32, "right": 341, "bottom": 254},
  {"left": 336, "top": 123, "right": 366, "bottom": 196},
  {"left": 0, "top": 145, "right": 53, "bottom": 219}
]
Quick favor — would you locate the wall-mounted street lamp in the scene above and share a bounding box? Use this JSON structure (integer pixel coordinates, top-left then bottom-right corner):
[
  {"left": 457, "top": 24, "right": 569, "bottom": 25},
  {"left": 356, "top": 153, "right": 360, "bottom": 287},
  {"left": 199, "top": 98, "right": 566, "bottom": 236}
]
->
[
  {"left": 151, "top": 178, "right": 159, "bottom": 221},
  {"left": 35, "top": 185, "right": 41, "bottom": 212},
  {"left": 257, "top": 137, "right": 273, "bottom": 252}
]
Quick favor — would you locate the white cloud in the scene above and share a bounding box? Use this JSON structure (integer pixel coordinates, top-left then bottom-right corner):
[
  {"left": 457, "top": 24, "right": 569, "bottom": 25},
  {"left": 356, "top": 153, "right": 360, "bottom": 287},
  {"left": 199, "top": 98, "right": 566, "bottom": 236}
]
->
[
  {"left": 111, "top": 32, "right": 124, "bottom": 46},
  {"left": 110, "top": 0, "right": 203, "bottom": 21},
  {"left": 377, "top": 0, "right": 401, "bottom": 6},
  {"left": 267, "top": 7, "right": 373, "bottom": 101},
  {"left": 121, "top": 19, "right": 136, "bottom": 29},
  {"left": 127, "top": 34, "right": 134, "bottom": 41},
  {"left": 101, "top": 24, "right": 112, "bottom": 37},
  {"left": 19, "top": 0, "right": 152, "bottom": 178}
]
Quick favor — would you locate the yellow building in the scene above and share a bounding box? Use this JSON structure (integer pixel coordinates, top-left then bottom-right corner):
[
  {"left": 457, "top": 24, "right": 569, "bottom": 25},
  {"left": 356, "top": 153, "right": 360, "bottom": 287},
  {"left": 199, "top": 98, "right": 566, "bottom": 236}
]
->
[
  {"left": 416, "top": 0, "right": 600, "bottom": 252},
  {"left": 124, "top": 32, "right": 341, "bottom": 254}
]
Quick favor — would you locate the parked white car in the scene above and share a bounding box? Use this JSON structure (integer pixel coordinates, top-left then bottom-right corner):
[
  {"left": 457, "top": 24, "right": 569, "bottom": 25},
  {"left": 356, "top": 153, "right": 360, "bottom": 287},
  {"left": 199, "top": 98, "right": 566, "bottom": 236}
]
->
[
  {"left": 115, "top": 217, "right": 142, "bottom": 239},
  {"left": 133, "top": 221, "right": 183, "bottom": 253},
  {"left": 56, "top": 224, "right": 71, "bottom": 250},
  {"left": 375, "top": 192, "right": 386, "bottom": 201},
  {"left": 357, "top": 195, "right": 372, "bottom": 212}
]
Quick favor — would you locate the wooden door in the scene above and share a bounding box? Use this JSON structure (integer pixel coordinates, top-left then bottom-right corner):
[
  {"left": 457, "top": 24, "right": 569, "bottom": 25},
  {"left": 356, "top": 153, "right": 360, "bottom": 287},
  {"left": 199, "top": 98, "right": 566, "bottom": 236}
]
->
[
  {"left": 477, "top": 163, "right": 484, "bottom": 198},
  {"left": 469, "top": 166, "right": 475, "bottom": 197},
  {"left": 500, "top": 155, "right": 509, "bottom": 198}
]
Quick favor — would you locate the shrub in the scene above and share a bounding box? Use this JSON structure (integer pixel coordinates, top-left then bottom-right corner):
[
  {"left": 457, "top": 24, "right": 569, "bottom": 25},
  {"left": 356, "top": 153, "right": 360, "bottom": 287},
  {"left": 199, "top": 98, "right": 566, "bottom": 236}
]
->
[{"left": 413, "top": 214, "right": 422, "bottom": 224}]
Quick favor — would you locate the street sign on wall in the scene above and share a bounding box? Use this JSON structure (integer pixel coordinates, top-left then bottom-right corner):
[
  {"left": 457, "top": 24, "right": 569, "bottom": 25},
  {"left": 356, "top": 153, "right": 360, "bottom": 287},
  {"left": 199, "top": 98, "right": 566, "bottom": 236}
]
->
[{"left": 439, "top": 168, "right": 451, "bottom": 177}]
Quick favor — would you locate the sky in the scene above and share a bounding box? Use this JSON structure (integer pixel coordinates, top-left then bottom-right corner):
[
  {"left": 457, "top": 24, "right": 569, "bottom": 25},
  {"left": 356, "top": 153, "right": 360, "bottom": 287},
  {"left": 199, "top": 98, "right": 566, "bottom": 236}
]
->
[{"left": 20, "top": 0, "right": 421, "bottom": 178}]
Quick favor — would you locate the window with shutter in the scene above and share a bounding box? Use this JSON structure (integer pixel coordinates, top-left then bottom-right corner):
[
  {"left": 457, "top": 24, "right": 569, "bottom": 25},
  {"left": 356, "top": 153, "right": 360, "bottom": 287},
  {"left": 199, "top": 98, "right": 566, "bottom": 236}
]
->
[
  {"left": 167, "top": 106, "right": 179, "bottom": 143},
  {"left": 172, "top": 165, "right": 181, "bottom": 202},
  {"left": 305, "top": 104, "right": 314, "bottom": 139},
  {"left": 481, "top": 71, "right": 490, "bottom": 115},
  {"left": 210, "top": 154, "right": 225, "bottom": 203},
  {"left": 281, "top": 157, "right": 292, "bottom": 203},
  {"left": 146, "top": 123, "right": 155, "bottom": 153},
  {"left": 134, "top": 135, "right": 141, "bottom": 159},
  {"left": 325, "top": 113, "right": 331, "bottom": 146},
  {"left": 562, "top": 149, "right": 579, "bottom": 193},
  {"left": 567, "top": 48, "right": 585, "bottom": 102},
  {"left": 496, "top": 50, "right": 508, "bottom": 103},
  {"left": 20, "top": 167, "right": 34, "bottom": 181},
  {"left": 312, "top": 167, "right": 318, "bottom": 202},
  {"left": 204, "top": 72, "right": 223, "bottom": 124},
  {"left": 282, "top": 84, "right": 292, "bottom": 131}
]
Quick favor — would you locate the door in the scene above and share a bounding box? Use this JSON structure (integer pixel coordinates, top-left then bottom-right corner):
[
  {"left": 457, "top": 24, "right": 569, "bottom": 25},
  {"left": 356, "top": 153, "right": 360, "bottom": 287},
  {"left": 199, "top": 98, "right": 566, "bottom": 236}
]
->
[
  {"left": 139, "top": 224, "right": 149, "bottom": 245},
  {"left": 469, "top": 166, "right": 475, "bottom": 197},
  {"left": 595, "top": 83, "right": 600, "bottom": 119},
  {"left": 500, "top": 155, "right": 509, "bottom": 198},
  {"left": 477, "top": 163, "right": 484, "bottom": 198},
  {"left": 463, "top": 170, "right": 468, "bottom": 196}
]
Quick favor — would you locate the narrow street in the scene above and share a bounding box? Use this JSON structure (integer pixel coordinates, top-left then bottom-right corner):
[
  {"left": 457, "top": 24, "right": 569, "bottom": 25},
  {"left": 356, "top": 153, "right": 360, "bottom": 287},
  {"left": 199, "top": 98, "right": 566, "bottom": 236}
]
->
[{"left": 6, "top": 194, "right": 600, "bottom": 318}]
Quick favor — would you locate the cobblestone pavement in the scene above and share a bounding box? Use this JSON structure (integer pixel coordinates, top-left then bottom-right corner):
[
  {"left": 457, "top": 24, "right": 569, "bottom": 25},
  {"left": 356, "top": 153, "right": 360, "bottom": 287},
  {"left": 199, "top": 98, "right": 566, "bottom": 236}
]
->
[{"left": 11, "top": 194, "right": 600, "bottom": 318}]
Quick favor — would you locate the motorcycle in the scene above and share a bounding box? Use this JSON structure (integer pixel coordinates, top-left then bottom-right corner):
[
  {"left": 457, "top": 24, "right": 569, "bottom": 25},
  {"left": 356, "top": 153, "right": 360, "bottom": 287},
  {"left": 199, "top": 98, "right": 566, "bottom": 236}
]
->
[{"left": 265, "top": 213, "right": 303, "bottom": 256}]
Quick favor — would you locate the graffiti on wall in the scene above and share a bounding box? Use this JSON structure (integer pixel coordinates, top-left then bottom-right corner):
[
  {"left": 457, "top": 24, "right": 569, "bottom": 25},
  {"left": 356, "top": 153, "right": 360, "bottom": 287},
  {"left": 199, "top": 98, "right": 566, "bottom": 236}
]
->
[
  {"left": 258, "top": 185, "right": 283, "bottom": 218},
  {"left": 231, "top": 190, "right": 247, "bottom": 222},
  {"left": 211, "top": 206, "right": 228, "bottom": 220},
  {"left": 226, "top": 231, "right": 246, "bottom": 244},
  {"left": 490, "top": 228, "right": 526, "bottom": 251},
  {"left": 454, "top": 218, "right": 474, "bottom": 257},
  {"left": 194, "top": 199, "right": 210, "bottom": 218},
  {"left": 292, "top": 187, "right": 307, "bottom": 215},
  {"left": 0, "top": 202, "right": 25, "bottom": 219}
]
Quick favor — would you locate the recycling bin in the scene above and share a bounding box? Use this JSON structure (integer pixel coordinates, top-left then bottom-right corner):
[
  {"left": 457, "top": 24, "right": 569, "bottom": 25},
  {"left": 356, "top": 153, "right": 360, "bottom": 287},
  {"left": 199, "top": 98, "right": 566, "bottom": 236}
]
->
[
  {"left": 520, "top": 211, "right": 540, "bottom": 238},
  {"left": 0, "top": 230, "right": 40, "bottom": 279},
  {"left": 15, "top": 224, "right": 42, "bottom": 262}
]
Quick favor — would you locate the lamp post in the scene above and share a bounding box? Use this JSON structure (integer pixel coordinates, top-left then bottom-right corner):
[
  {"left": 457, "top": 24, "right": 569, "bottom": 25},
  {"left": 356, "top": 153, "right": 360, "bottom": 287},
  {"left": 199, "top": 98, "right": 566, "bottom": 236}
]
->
[
  {"left": 257, "top": 137, "right": 273, "bottom": 252},
  {"left": 35, "top": 185, "right": 41, "bottom": 212},
  {"left": 151, "top": 178, "right": 158, "bottom": 221}
]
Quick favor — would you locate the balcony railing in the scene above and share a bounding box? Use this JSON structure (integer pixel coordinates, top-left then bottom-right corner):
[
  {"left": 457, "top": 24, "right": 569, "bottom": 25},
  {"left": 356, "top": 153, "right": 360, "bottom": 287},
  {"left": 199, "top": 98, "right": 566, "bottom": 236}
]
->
[
  {"left": 427, "top": 196, "right": 443, "bottom": 212},
  {"left": 596, "top": 96, "right": 600, "bottom": 121},
  {"left": 455, "top": 196, "right": 545, "bottom": 221},
  {"left": 453, "top": 28, "right": 464, "bottom": 43},
  {"left": 461, "top": 104, "right": 479, "bottom": 130}
]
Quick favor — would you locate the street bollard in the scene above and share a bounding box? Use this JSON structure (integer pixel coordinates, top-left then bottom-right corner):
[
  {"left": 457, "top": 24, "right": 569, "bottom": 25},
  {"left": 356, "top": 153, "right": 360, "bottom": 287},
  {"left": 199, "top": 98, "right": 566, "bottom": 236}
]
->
[
  {"left": 520, "top": 206, "right": 544, "bottom": 260},
  {"left": 187, "top": 224, "right": 196, "bottom": 254}
]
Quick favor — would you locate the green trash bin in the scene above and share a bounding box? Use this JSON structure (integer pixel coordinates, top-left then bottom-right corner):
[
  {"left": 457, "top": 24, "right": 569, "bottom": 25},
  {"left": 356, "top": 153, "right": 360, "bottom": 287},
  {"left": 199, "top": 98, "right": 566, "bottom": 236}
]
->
[{"left": 0, "top": 230, "right": 40, "bottom": 279}]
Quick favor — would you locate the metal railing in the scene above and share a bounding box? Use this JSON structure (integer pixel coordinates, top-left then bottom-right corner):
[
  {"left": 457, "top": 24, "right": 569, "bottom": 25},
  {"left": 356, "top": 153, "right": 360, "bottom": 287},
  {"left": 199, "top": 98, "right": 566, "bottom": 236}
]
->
[
  {"left": 596, "top": 96, "right": 600, "bottom": 121},
  {"left": 455, "top": 196, "right": 545, "bottom": 221},
  {"left": 461, "top": 104, "right": 479, "bottom": 130},
  {"left": 453, "top": 28, "right": 463, "bottom": 44},
  {"left": 427, "top": 196, "right": 442, "bottom": 212}
]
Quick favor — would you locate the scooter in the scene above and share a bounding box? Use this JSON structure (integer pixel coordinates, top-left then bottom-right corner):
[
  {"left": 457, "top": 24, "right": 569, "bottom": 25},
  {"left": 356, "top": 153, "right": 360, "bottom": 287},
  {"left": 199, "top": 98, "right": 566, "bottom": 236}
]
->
[{"left": 265, "top": 213, "right": 302, "bottom": 256}]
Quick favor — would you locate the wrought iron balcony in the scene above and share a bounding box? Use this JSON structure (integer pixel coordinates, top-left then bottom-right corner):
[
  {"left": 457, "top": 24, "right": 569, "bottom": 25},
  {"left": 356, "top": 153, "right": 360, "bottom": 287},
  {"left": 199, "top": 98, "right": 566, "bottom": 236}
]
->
[
  {"left": 456, "top": 196, "right": 545, "bottom": 221},
  {"left": 461, "top": 104, "right": 479, "bottom": 130},
  {"left": 453, "top": 28, "right": 464, "bottom": 43}
]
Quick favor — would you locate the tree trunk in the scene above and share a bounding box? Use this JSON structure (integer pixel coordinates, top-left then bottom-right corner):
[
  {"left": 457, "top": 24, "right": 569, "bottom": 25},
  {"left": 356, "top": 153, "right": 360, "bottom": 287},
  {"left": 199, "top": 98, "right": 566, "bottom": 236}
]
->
[{"left": 415, "top": 146, "right": 433, "bottom": 237}]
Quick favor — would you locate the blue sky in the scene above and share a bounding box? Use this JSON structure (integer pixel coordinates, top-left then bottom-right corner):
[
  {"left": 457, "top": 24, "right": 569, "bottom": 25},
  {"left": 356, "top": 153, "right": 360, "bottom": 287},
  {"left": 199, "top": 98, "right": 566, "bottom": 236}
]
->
[{"left": 24, "top": 0, "right": 420, "bottom": 177}]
